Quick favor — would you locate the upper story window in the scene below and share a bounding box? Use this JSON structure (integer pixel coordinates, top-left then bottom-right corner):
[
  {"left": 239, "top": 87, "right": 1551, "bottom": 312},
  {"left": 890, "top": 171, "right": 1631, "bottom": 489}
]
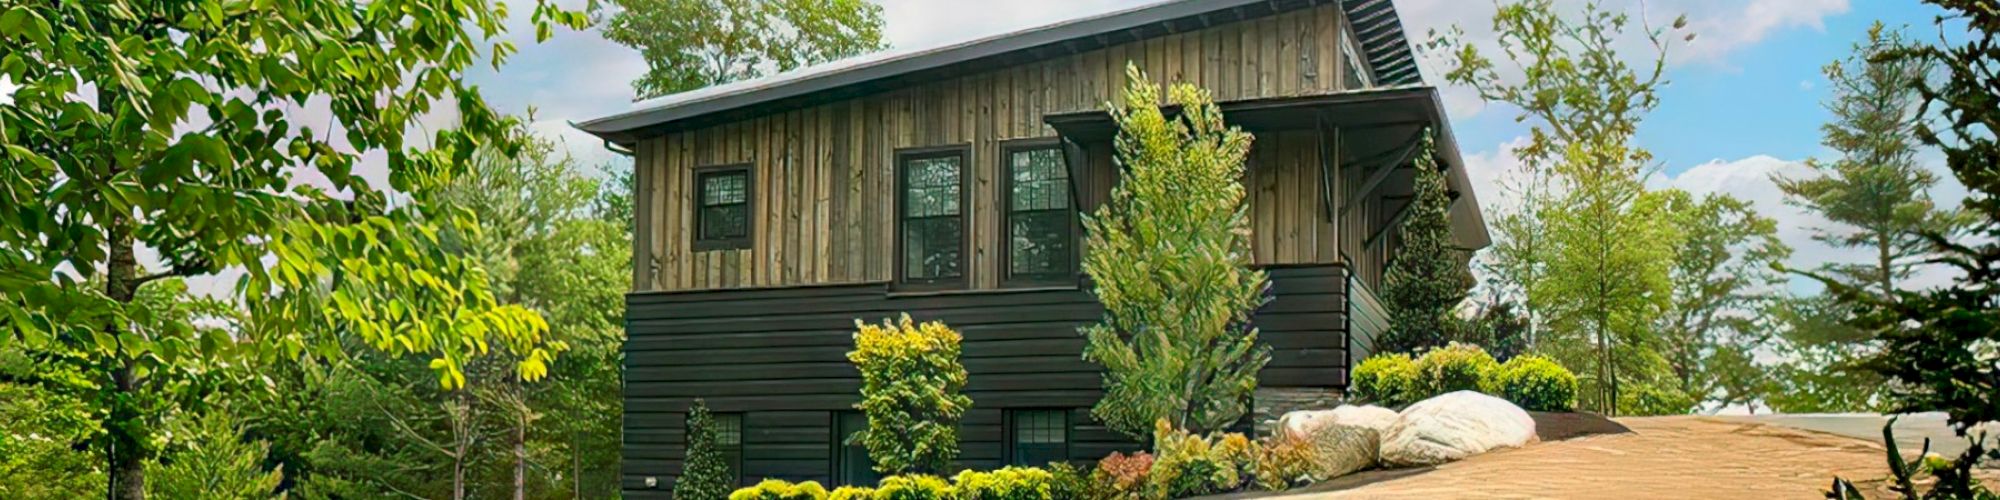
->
[
  {"left": 1002, "top": 142, "right": 1076, "bottom": 286},
  {"left": 713, "top": 413, "right": 744, "bottom": 484},
  {"left": 1006, "top": 409, "right": 1069, "bottom": 466},
  {"left": 695, "top": 165, "right": 753, "bottom": 251},
  {"left": 897, "top": 147, "right": 968, "bottom": 288},
  {"left": 1341, "top": 27, "right": 1373, "bottom": 89}
]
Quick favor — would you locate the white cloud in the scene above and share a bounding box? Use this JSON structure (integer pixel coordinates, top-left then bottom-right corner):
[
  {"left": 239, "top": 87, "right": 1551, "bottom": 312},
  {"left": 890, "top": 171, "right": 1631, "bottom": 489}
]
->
[
  {"left": 1402, "top": 0, "right": 1850, "bottom": 118},
  {"left": 1, "top": 76, "right": 15, "bottom": 106}
]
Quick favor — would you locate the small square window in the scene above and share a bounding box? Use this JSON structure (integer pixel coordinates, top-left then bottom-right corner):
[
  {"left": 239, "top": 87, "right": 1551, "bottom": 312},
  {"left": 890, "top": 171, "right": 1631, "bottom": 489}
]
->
[
  {"left": 1006, "top": 409, "right": 1069, "bottom": 467},
  {"left": 834, "top": 411, "right": 880, "bottom": 487},
  {"left": 694, "top": 165, "right": 753, "bottom": 251}
]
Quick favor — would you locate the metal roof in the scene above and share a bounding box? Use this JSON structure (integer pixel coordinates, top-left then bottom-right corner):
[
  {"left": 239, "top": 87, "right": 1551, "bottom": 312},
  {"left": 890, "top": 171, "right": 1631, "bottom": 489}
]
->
[{"left": 576, "top": 0, "right": 1429, "bottom": 143}]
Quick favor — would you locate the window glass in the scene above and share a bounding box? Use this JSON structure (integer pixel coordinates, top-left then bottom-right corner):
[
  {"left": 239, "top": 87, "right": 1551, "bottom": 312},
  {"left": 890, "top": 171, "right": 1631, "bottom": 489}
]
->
[
  {"left": 713, "top": 413, "right": 744, "bottom": 484},
  {"left": 901, "top": 153, "right": 964, "bottom": 283},
  {"left": 697, "top": 168, "right": 751, "bottom": 247},
  {"left": 1007, "top": 409, "right": 1069, "bottom": 467},
  {"left": 1006, "top": 147, "right": 1073, "bottom": 281},
  {"left": 835, "top": 411, "right": 880, "bottom": 487}
]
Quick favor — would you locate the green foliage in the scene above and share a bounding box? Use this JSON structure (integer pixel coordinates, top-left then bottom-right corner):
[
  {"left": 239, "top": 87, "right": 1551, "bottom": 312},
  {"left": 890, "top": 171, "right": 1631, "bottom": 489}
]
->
[
  {"left": 0, "top": 0, "right": 585, "bottom": 494},
  {"left": 1483, "top": 355, "right": 1579, "bottom": 412},
  {"left": 146, "top": 410, "right": 283, "bottom": 500},
  {"left": 1251, "top": 434, "right": 1314, "bottom": 491},
  {"left": 0, "top": 379, "right": 101, "bottom": 497},
  {"left": 952, "top": 466, "right": 1056, "bottom": 500},
  {"left": 1615, "top": 383, "right": 1695, "bottom": 417},
  {"left": 829, "top": 486, "right": 876, "bottom": 500},
  {"left": 731, "top": 479, "right": 831, "bottom": 500},
  {"left": 1414, "top": 342, "right": 1499, "bottom": 396},
  {"left": 1082, "top": 64, "right": 1271, "bottom": 439},
  {"left": 873, "top": 474, "right": 953, "bottom": 500},
  {"left": 1377, "top": 131, "right": 1476, "bottom": 354},
  {"left": 678, "top": 400, "right": 736, "bottom": 500},
  {"left": 1653, "top": 189, "right": 1791, "bottom": 412},
  {"left": 1088, "top": 452, "right": 1154, "bottom": 500},
  {"left": 847, "top": 314, "right": 972, "bottom": 474},
  {"left": 602, "top": 0, "right": 887, "bottom": 98},
  {"left": 1046, "top": 462, "right": 1090, "bottom": 500},
  {"left": 1146, "top": 420, "right": 1253, "bottom": 498},
  {"left": 1432, "top": 0, "right": 1690, "bottom": 416},
  {"left": 1462, "top": 300, "right": 1533, "bottom": 361},
  {"left": 1350, "top": 353, "right": 1421, "bottom": 407},
  {"left": 1825, "top": 420, "right": 1999, "bottom": 500}
]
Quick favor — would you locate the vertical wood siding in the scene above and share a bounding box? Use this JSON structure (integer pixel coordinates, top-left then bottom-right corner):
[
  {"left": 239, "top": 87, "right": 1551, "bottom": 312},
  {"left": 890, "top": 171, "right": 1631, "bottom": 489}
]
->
[
  {"left": 632, "top": 3, "right": 1362, "bottom": 292},
  {"left": 620, "top": 265, "right": 1352, "bottom": 497}
]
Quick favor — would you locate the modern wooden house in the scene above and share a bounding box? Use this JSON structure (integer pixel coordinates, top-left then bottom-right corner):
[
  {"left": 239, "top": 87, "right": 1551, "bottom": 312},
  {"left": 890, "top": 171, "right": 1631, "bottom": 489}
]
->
[{"left": 577, "top": 0, "right": 1488, "bottom": 496}]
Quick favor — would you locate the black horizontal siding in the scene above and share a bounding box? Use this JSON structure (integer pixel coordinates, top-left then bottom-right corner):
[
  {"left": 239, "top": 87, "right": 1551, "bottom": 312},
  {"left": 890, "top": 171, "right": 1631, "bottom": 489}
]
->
[{"left": 621, "top": 264, "right": 1351, "bottom": 496}]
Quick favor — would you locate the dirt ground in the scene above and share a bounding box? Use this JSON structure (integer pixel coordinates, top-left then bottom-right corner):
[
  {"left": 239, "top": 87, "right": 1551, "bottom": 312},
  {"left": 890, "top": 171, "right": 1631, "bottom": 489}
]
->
[{"left": 1283, "top": 416, "right": 1995, "bottom": 500}]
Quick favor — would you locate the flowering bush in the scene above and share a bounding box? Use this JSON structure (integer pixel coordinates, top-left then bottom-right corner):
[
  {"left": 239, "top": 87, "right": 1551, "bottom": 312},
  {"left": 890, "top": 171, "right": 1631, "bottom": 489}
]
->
[
  {"left": 1148, "top": 419, "right": 1252, "bottom": 498},
  {"left": 1089, "top": 451, "right": 1154, "bottom": 499},
  {"left": 1251, "top": 433, "right": 1315, "bottom": 491}
]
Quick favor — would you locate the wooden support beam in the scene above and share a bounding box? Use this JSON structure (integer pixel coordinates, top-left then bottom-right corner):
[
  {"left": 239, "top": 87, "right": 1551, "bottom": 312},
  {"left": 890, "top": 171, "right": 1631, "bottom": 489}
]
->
[
  {"left": 1365, "top": 194, "right": 1416, "bottom": 248},
  {"left": 1060, "top": 137, "right": 1090, "bottom": 210},
  {"left": 1316, "top": 112, "right": 1339, "bottom": 221}
]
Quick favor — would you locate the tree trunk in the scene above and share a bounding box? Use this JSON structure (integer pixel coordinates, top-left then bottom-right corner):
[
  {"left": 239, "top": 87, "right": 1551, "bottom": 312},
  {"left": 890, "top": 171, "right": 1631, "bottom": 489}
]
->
[
  {"left": 454, "top": 393, "right": 470, "bottom": 500},
  {"left": 514, "top": 412, "right": 527, "bottom": 500},
  {"left": 573, "top": 432, "right": 584, "bottom": 499},
  {"left": 106, "top": 219, "right": 146, "bottom": 500}
]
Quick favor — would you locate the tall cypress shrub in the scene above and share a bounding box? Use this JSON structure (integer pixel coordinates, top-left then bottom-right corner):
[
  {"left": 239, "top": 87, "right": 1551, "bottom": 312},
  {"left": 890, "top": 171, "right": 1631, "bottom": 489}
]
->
[
  {"left": 1082, "top": 64, "right": 1272, "bottom": 439},
  {"left": 675, "top": 400, "right": 733, "bottom": 500},
  {"left": 1377, "top": 132, "right": 1475, "bottom": 354}
]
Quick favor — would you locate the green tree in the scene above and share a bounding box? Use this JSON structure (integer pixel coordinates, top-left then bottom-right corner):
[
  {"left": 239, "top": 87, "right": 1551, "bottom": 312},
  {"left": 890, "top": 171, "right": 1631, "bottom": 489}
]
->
[
  {"left": 1823, "top": 2, "right": 2000, "bottom": 496},
  {"left": 848, "top": 315, "right": 972, "bottom": 474},
  {"left": 675, "top": 400, "right": 734, "bottom": 500},
  {"left": 1774, "top": 24, "right": 1960, "bottom": 300},
  {"left": 1376, "top": 131, "right": 1476, "bottom": 354},
  {"left": 1082, "top": 65, "right": 1271, "bottom": 438},
  {"left": 1654, "top": 190, "right": 1790, "bottom": 411},
  {"left": 146, "top": 410, "right": 284, "bottom": 500},
  {"left": 602, "top": 0, "right": 887, "bottom": 98},
  {"left": 1768, "top": 24, "right": 1965, "bottom": 415},
  {"left": 1431, "top": 0, "right": 1689, "bottom": 415},
  {"left": 0, "top": 2, "right": 585, "bottom": 497}
]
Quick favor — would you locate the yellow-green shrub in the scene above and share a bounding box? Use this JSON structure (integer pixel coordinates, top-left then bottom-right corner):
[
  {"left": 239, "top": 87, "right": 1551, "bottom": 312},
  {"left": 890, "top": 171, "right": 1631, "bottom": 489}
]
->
[
  {"left": 729, "top": 479, "right": 829, "bottom": 500},
  {"left": 872, "top": 474, "right": 952, "bottom": 500},
  {"left": 1350, "top": 353, "right": 1421, "bottom": 406},
  {"left": 1482, "top": 354, "right": 1578, "bottom": 412},
  {"left": 848, "top": 315, "right": 973, "bottom": 474},
  {"left": 1414, "top": 342, "right": 1498, "bottom": 396},
  {"left": 1147, "top": 419, "right": 1249, "bottom": 498},
  {"left": 952, "top": 466, "right": 1055, "bottom": 500},
  {"left": 1251, "top": 433, "right": 1314, "bottom": 491},
  {"left": 1047, "top": 462, "right": 1089, "bottom": 500},
  {"left": 827, "top": 486, "right": 873, "bottom": 500}
]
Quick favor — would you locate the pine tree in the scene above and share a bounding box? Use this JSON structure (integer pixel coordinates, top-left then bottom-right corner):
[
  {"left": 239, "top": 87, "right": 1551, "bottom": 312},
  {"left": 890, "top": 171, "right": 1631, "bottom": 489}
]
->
[
  {"left": 1377, "top": 132, "right": 1475, "bottom": 354},
  {"left": 674, "top": 400, "right": 734, "bottom": 500},
  {"left": 1082, "top": 64, "right": 1272, "bottom": 439},
  {"left": 1773, "top": 23, "right": 1959, "bottom": 299}
]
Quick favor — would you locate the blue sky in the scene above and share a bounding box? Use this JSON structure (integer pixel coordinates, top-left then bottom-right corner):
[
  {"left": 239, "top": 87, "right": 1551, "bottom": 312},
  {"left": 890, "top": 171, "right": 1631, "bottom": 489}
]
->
[{"left": 457, "top": 0, "right": 1967, "bottom": 291}]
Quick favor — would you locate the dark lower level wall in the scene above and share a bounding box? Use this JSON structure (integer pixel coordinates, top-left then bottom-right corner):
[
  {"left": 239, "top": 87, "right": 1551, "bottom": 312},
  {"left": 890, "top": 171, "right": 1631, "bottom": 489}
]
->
[{"left": 621, "top": 264, "right": 1353, "bottom": 497}]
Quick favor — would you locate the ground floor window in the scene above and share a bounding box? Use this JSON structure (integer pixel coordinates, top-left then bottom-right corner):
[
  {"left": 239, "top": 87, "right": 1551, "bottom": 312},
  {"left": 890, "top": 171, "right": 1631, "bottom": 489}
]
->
[
  {"left": 1006, "top": 409, "right": 1069, "bottom": 466},
  {"left": 714, "top": 413, "right": 744, "bottom": 484},
  {"left": 834, "top": 411, "right": 881, "bottom": 486}
]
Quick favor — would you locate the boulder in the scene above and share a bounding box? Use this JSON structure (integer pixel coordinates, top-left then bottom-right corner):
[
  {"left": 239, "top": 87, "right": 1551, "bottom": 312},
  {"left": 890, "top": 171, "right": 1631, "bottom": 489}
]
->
[
  {"left": 1278, "top": 404, "right": 1398, "bottom": 441},
  {"left": 1379, "top": 391, "right": 1537, "bottom": 467},
  {"left": 1300, "top": 424, "right": 1380, "bottom": 479}
]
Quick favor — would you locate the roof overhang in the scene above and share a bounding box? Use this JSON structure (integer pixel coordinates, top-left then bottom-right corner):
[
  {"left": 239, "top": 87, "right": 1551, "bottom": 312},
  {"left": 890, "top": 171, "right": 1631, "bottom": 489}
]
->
[
  {"left": 1044, "top": 86, "right": 1491, "bottom": 250},
  {"left": 576, "top": 0, "right": 1424, "bottom": 145}
]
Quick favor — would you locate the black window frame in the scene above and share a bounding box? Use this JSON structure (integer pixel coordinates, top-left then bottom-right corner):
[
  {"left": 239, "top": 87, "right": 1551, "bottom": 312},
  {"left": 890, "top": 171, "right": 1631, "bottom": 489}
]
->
[
  {"left": 894, "top": 145, "right": 971, "bottom": 290},
  {"left": 1003, "top": 408, "right": 1071, "bottom": 467},
  {"left": 998, "top": 138, "right": 1081, "bottom": 288},
  {"left": 712, "top": 412, "right": 745, "bottom": 485},
  {"left": 692, "top": 164, "right": 755, "bottom": 252},
  {"left": 831, "top": 411, "right": 880, "bottom": 487}
]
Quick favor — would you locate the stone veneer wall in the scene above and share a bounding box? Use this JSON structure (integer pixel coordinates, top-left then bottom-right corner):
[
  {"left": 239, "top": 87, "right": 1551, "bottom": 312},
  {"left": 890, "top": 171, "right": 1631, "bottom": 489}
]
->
[{"left": 1253, "top": 387, "right": 1345, "bottom": 437}]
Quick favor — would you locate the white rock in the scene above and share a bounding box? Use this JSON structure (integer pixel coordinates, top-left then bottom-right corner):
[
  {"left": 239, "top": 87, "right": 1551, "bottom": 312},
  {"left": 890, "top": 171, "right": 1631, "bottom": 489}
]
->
[
  {"left": 1301, "top": 424, "right": 1380, "bottom": 479},
  {"left": 1279, "top": 404, "right": 1399, "bottom": 441},
  {"left": 1379, "top": 391, "right": 1537, "bottom": 467}
]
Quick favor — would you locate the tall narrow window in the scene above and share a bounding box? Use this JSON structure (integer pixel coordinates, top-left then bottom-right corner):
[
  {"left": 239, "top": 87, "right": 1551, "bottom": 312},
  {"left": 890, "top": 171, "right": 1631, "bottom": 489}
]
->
[
  {"left": 695, "top": 165, "right": 752, "bottom": 251},
  {"left": 713, "top": 413, "right": 744, "bottom": 484},
  {"left": 1002, "top": 142, "right": 1075, "bottom": 285},
  {"left": 898, "top": 148, "right": 966, "bottom": 287},
  {"left": 833, "top": 411, "right": 880, "bottom": 487},
  {"left": 1006, "top": 409, "right": 1069, "bottom": 467}
]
